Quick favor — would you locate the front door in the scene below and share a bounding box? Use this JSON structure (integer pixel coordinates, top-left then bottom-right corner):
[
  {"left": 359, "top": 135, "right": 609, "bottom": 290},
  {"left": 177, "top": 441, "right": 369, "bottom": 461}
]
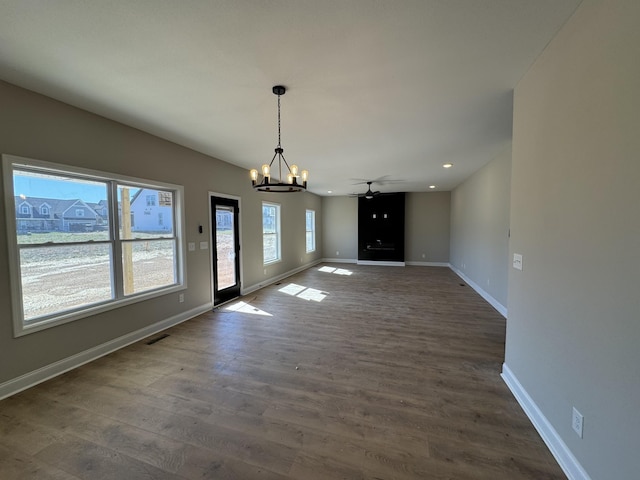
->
[{"left": 211, "top": 195, "right": 241, "bottom": 305}]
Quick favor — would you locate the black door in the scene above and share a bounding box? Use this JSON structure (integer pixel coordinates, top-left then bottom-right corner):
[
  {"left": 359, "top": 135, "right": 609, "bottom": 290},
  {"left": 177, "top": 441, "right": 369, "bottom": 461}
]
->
[{"left": 211, "top": 196, "right": 241, "bottom": 305}]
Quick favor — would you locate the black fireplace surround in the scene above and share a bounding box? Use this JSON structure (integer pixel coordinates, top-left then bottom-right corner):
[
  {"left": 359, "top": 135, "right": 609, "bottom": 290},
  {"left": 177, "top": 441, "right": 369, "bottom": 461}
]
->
[{"left": 358, "top": 192, "right": 405, "bottom": 262}]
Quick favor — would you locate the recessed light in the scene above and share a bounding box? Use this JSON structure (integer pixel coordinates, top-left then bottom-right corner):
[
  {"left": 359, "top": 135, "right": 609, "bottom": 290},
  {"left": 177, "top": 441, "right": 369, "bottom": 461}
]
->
[
  {"left": 327, "top": 190, "right": 332, "bottom": 194},
  {"left": 443, "top": 163, "right": 453, "bottom": 168},
  {"left": 429, "top": 185, "right": 436, "bottom": 189}
]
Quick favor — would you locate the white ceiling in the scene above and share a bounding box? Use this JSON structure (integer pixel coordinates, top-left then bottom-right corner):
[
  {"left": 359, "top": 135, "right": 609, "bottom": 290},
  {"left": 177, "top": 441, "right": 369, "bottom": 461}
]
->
[{"left": 0, "top": 1, "right": 582, "bottom": 196}]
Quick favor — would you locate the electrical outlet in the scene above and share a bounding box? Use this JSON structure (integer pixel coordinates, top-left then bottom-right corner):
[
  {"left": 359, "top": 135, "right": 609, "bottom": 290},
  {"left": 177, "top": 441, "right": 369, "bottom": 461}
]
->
[
  {"left": 572, "top": 407, "right": 584, "bottom": 438},
  {"left": 336, "top": 251, "right": 339, "bottom": 256},
  {"left": 178, "top": 293, "right": 184, "bottom": 303}
]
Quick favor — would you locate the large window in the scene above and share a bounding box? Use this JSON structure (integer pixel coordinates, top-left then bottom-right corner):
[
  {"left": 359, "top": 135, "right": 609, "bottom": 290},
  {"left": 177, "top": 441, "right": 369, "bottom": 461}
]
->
[
  {"left": 262, "top": 202, "right": 281, "bottom": 264},
  {"left": 306, "top": 209, "right": 316, "bottom": 253},
  {"left": 3, "top": 154, "right": 185, "bottom": 336}
]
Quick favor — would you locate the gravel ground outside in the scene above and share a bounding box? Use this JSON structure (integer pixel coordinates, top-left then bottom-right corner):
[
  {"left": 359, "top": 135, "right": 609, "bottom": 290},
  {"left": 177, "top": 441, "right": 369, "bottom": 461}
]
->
[
  {"left": 17, "top": 233, "right": 176, "bottom": 320},
  {"left": 16, "top": 231, "right": 238, "bottom": 320}
]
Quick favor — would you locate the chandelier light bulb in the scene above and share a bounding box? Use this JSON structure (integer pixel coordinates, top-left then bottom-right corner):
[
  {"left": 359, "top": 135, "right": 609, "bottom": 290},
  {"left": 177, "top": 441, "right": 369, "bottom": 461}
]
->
[
  {"left": 261, "top": 164, "right": 270, "bottom": 177},
  {"left": 290, "top": 164, "right": 299, "bottom": 176}
]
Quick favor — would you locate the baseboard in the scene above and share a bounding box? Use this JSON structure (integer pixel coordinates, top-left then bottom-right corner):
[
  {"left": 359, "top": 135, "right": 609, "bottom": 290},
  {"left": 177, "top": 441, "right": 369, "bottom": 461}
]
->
[
  {"left": 501, "top": 364, "right": 592, "bottom": 480},
  {"left": 242, "top": 260, "right": 323, "bottom": 296},
  {"left": 356, "top": 260, "right": 405, "bottom": 266},
  {"left": 405, "top": 261, "right": 450, "bottom": 267},
  {"left": 322, "top": 258, "right": 357, "bottom": 264},
  {"left": 449, "top": 265, "right": 507, "bottom": 318},
  {"left": 0, "top": 303, "right": 211, "bottom": 401}
]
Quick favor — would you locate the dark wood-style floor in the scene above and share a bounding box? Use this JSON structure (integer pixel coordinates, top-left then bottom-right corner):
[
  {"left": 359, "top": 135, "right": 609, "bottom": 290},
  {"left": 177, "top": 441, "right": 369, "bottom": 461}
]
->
[{"left": 0, "top": 264, "right": 566, "bottom": 479}]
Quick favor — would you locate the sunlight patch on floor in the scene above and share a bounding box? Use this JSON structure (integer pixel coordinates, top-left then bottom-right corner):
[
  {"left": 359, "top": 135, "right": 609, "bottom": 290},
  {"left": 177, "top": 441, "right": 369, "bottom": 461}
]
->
[
  {"left": 278, "top": 283, "right": 328, "bottom": 302},
  {"left": 318, "top": 266, "right": 353, "bottom": 275},
  {"left": 225, "top": 301, "right": 272, "bottom": 316},
  {"left": 278, "top": 283, "right": 306, "bottom": 296}
]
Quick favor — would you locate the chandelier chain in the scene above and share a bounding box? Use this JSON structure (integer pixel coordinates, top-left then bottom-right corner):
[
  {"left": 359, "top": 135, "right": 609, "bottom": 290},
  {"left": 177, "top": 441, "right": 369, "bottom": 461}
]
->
[{"left": 277, "top": 93, "right": 281, "bottom": 148}]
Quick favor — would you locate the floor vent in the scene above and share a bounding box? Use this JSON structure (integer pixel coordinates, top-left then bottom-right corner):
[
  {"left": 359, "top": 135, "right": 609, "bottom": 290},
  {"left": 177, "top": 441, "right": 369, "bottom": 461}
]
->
[{"left": 146, "top": 333, "right": 170, "bottom": 345}]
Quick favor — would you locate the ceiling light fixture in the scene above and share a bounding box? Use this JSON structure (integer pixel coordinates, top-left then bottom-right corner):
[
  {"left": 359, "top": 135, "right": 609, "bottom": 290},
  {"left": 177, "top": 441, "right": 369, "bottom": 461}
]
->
[
  {"left": 443, "top": 163, "right": 453, "bottom": 168},
  {"left": 250, "top": 86, "right": 308, "bottom": 192},
  {"left": 429, "top": 185, "right": 436, "bottom": 189}
]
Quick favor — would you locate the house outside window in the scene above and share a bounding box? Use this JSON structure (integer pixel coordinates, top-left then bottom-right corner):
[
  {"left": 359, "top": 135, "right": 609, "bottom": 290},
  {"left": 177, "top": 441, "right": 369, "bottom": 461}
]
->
[
  {"left": 20, "top": 205, "right": 29, "bottom": 215},
  {"left": 306, "top": 209, "right": 316, "bottom": 253},
  {"left": 262, "top": 202, "right": 281, "bottom": 264},
  {"left": 3, "top": 154, "right": 185, "bottom": 337}
]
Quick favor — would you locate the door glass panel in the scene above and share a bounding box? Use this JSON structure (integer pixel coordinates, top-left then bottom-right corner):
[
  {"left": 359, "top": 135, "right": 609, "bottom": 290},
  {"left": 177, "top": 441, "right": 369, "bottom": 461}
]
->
[{"left": 215, "top": 206, "right": 236, "bottom": 290}]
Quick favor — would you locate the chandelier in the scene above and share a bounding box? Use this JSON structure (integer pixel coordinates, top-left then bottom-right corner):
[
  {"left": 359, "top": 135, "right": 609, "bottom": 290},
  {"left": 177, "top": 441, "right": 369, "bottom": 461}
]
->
[{"left": 250, "top": 85, "right": 308, "bottom": 192}]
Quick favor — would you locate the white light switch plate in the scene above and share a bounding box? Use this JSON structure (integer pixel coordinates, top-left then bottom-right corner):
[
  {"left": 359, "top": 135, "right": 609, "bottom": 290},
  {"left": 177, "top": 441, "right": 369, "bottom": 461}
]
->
[
  {"left": 188, "top": 242, "right": 196, "bottom": 252},
  {"left": 199, "top": 241, "right": 208, "bottom": 250},
  {"left": 513, "top": 253, "right": 523, "bottom": 270}
]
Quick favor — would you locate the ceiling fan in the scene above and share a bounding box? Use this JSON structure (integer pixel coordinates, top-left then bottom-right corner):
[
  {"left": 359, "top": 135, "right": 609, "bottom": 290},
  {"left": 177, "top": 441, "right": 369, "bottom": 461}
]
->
[{"left": 351, "top": 181, "right": 381, "bottom": 200}]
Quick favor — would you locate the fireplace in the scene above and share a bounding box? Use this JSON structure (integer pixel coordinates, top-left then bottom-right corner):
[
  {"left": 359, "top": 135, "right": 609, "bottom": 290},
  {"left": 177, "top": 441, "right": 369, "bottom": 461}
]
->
[{"left": 358, "top": 192, "right": 405, "bottom": 263}]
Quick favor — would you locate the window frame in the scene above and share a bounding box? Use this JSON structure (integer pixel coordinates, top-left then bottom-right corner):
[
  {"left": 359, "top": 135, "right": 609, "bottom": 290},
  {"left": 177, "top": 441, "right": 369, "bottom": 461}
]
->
[
  {"left": 262, "top": 201, "right": 281, "bottom": 265},
  {"left": 3, "top": 154, "right": 187, "bottom": 337},
  {"left": 305, "top": 209, "right": 316, "bottom": 253}
]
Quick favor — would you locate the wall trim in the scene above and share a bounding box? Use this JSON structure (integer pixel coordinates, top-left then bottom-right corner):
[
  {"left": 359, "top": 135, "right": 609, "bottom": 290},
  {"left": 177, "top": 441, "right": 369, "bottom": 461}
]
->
[
  {"left": 242, "top": 260, "right": 323, "bottom": 296},
  {"left": 356, "top": 260, "right": 405, "bottom": 267},
  {"left": 0, "top": 303, "right": 212, "bottom": 401},
  {"left": 322, "top": 258, "right": 357, "bottom": 264},
  {"left": 501, "top": 364, "right": 592, "bottom": 480},
  {"left": 449, "top": 265, "right": 507, "bottom": 318},
  {"left": 406, "top": 261, "right": 450, "bottom": 267}
]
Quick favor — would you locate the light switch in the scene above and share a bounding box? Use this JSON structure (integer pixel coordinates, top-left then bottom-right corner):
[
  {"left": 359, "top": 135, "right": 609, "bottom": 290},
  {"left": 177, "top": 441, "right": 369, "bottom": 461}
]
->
[
  {"left": 199, "top": 241, "right": 208, "bottom": 250},
  {"left": 188, "top": 242, "right": 196, "bottom": 252},
  {"left": 513, "top": 253, "right": 523, "bottom": 271}
]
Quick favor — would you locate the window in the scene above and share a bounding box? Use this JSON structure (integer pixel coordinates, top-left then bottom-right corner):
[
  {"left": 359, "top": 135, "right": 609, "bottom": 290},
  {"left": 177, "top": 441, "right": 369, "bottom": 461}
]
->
[
  {"left": 40, "top": 205, "right": 49, "bottom": 215},
  {"left": 262, "top": 202, "right": 281, "bottom": 264},
  {"left": 3, "top": 154, "right": 185, "bottom": 336},
  {"left": 20, "top": 204, "right": 29, "bottom": 215},
  {"left": 306, "top": 209, "right": 316, "bottom": 253},
  {"left": 146, "top": 194, "right": 156, "bottom": 206}
]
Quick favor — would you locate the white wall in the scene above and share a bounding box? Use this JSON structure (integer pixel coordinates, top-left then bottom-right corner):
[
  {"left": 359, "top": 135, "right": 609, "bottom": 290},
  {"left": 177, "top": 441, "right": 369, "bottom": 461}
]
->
[
  {"left": 506, "top": 1, "right": 640, "bottom": 478},
  {"left": 450, "top": 147, "right": 511, "bottom": 310}
]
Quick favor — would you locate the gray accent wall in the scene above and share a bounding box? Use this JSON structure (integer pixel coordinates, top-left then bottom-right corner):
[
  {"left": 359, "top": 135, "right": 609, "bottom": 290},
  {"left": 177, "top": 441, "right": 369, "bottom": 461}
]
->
[
  {"left": 507, "top": 1, "right": 639, "bottom": 478},
  {"left": 450, "top": 147, "right": 511, "bottom": 308},
  {"left": 0, "top": 80, "right": 322, "bottom": 385},
  {"left": 321, "top": 196, "right": 358, "bottom": 260},
  {"left": 405, "top": 192, "right": 450, "bottom": 264}
]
